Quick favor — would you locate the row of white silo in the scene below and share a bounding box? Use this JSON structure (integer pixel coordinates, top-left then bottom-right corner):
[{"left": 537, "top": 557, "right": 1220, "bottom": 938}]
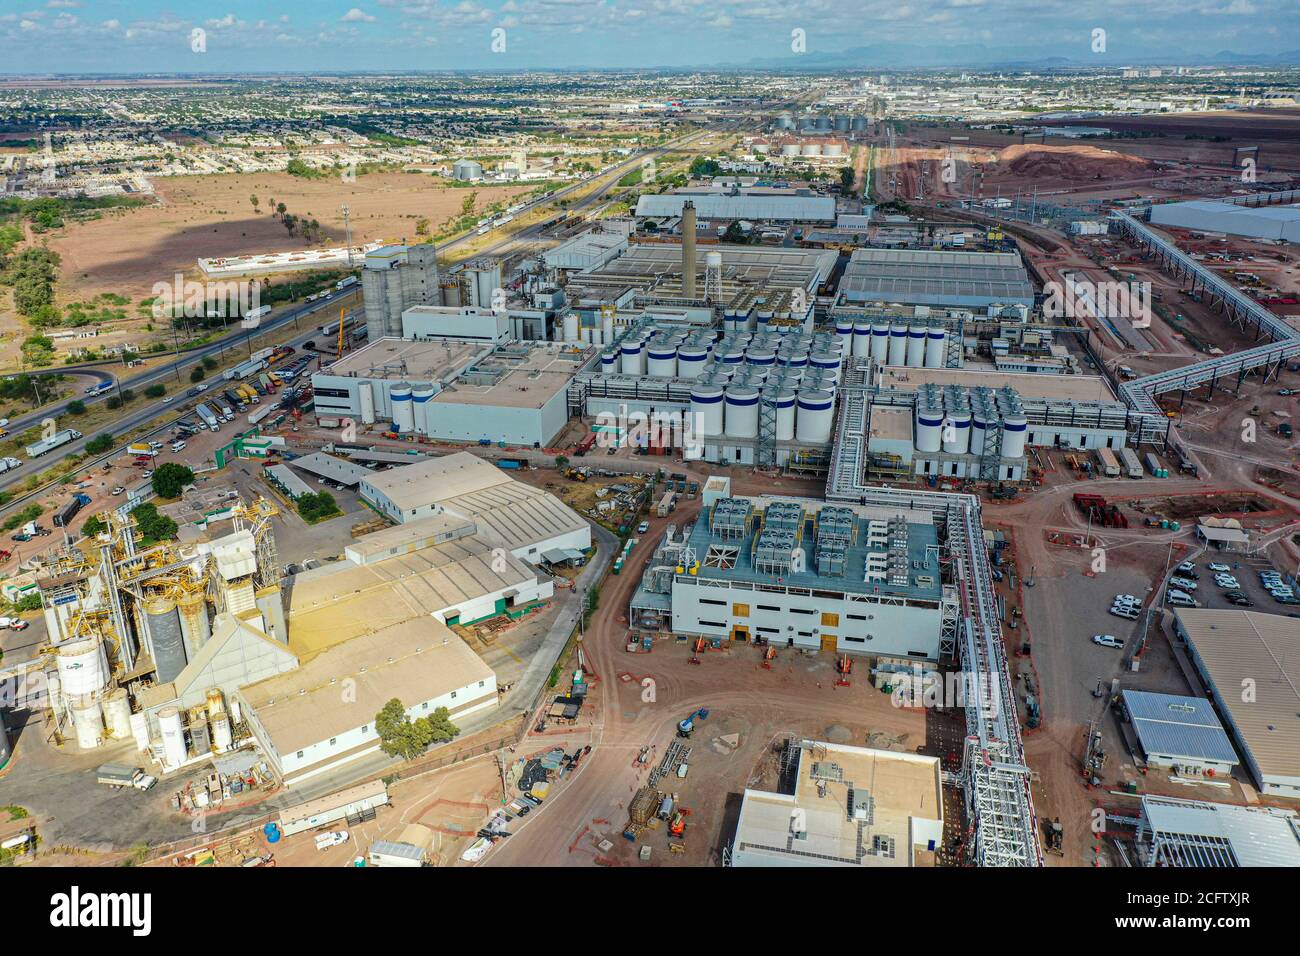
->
[
  {"left": 561, "top": 306, "right": 616, "bottom": 346},
  {"left": 723, "top": 288, "right": 810, "bottom": 333},
  {"left": 837, "top": 318, "right": 949, "bottom": 368},
  {"left": 689, "top": 383, "right": 833, "bottom": 443},
  {"left": 386, "top": 381, "right": 439, "bottom": 434},
  {"left": 913, "top": 384, "right": 1028, "bottom": 459}
]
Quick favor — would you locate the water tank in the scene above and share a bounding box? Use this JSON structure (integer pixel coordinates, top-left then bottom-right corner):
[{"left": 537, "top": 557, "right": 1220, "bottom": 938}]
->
[
  {"left": 801, "top": 143, "right": 822, "bottom": 157},
  {"left": 824, "top": 143, "right": 844, "bottom": 158},
  {"left": 720, "top": 347, "right": 745, "bottom": 366},
  {"left": 158, "top": 706, "right": 186, "bottom": 768},
  {"left": 211, "top": 713, "right": 233, "bottom": 752},
  {"left": 870, "top": 322, "right": 890, "bottom": 362},
  {"left": 390, "top": 383, "right": 414, "bottom": 432},
  {"left": 851, "top": 117, "right": 868, "bottom": 132},
  {"left": 852, "top": 321, "right": 872, "bottom": 357},
  {"left": 943, "top": 409, "right": 972, "bottom": 454},
  {"left": 647, "top": 342, "right": 678, "bottom": 377},
  {"left": 834, "top": 116, "right": 851, "bottom": 131},
  {"left": 746, "top": 348, "right": 776, "bottom": 368},
  {"left": 906, "top": 325, "right": 927, "bottom": 367},
  {"left": 562, "top": 312, "right": 580, "bottom": 342},
  {"left": 601, "top": 349, "right": 619, "bottom": 372},
  {"left": 724, "top": 386, "right": 760, "bottom": 439},
  {"left": 411, "top": 383, "right": 435, "bottom": 436},
  {"left": 925, "top": 328, "right": 947, "bottom": 368},
  {"left": 810, "top": 351, "right": 840, "bottom": 372},
  {"left": 796, "top": 390, "right": 835, "bottom": 443},
  {"left": 971, "top": 407, "right": 992, "bottom": 456},
  {"left": 102, "top": 688, "right": 132, "bottom": 740},
  {"left": 56, "top": 637, "right": 108, "bottom": 697},
  {"left": 1002, "top": 411, "right": 1029, "bottom": 459},
  {"left": 780, "top": 143, "right": 801, "bottom": 158},
  {"left": 887, "top": 324, "right": 908, "bottom": 366},
  {"left": 835, "top": 319, "right": 853, "bottom": 354},
  {"left": 916, "top": 403, "right": 944, "bottom": 453},
  {"left": 69, "top": 694, "right": 102, "bottom": 750},
  {"left": 190, "top": 718, "right": 211, "bottom": 756},
  {"left": 769, "top": 388, "right": 797, "bottom": 440},
  {"left": 691, "top": 384, "right": 725, "bottom": 438},
  {"left": 677, "top": 345, "right": 708, "bottom": 379},
  {"left": 144, "top": 595, "right": 187, "bottom": 684},
  {"left": 620, "top": 339, "right": 645, "bottom": 375}
]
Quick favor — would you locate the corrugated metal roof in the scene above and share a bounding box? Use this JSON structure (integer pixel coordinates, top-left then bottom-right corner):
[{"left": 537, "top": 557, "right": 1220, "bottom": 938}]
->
[
  {"left": 1122, "top": 690, "right": 1238, "bottom": 765},
  {"left": 634, "top": 194, "right": 836, "bottom": 223},
  {"left": 840, "top": 248, "right": 1034, "bottom": 307},
  {"left": 1142, "top": 796, "right": 1300, "bottom": 867},
  {"left": 289, "top": 452, "right": 375, "bottom": 487},
  {"left": 1176, "top": 609, "right": 1300, "bottom": 781}
]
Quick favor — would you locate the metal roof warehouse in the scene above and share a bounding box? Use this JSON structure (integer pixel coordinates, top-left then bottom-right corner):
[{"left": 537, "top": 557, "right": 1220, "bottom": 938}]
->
[{"left": 1120, "top": 689, "right": 1238, "bottom": 773}]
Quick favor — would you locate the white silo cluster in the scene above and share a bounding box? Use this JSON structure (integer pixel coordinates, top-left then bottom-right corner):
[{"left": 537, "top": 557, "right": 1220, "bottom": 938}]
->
[
  {"left": 844, "top": 317, "right": 950, "bottom": 369},
  {"left": 912, "top": 384, "right": 1030, "bottom": 464},
  {"left": 687, "top": 329, "right": 842, "bottom": 445},
  {"left": 723, "top": 287, "right": 811, "bottom": 334}
]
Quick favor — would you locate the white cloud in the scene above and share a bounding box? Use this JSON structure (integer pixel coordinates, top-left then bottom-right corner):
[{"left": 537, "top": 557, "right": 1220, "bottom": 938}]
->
[{"left": 342, "top": 7, "right": 377, "bottom": 22}]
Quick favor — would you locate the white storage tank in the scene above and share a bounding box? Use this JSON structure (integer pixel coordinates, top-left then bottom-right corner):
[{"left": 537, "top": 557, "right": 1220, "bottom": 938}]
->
[
  {"left": 129, "top": 710, "right": 150, "bottom": 752},
  {"left": 769, "top": 388, "right": 798, "bottom": 440},
  {"left": 211, "top": 713, "right": 233, "bottom": 752},
  {"left": 646, "top": 342, "right": 678, "bottom": 377},
  {"left": 835, "top": 320, "right": 854, "bottom": 354},
  {"left": 810, "top": 351, "right": 840, "bottom": 372},
  {"left": 888, "top": 325, "right": 908, "bottom": 366},
  {"left": 870, "top": 321, "right": 890, "bottom": 362},
  {"left": 801, "top": 143, "right": 823, "bottom": 157},
  {"left": 56, "top": 637, "right": 109, "bottom": 698},
  {"left": 746, "top": 348, "right": 776, "bottom": 369},
  {"left": 562, "top": 312, "right": 580, "bottom": 342},
  {"left": 796, "top": 390, "right": 835, "bottom": 443},
  {"left": 677, "top": 345, "right": 708, "bottom": 379},
  {"left": 925, "top": 327, "right": 947, "bottom": 368},
  {"left": 69, "top": 694, "right": 103, "bottom": 750},
  {"left": 411, "top": 384, "right": 435, "bottom": 436},
  {"left": 358, "top": 380, "right": 376, "bottom": 425},
  {"left": 620, "top": 338, "right": 645, "bottom": 375},
  {"left": 971, "top": 407, "right": 992, "bottom": 456},
  {"left": 781, "top": 143, "right": 801, "bottom": 158},
  {"left": 601, "top": 348, "right": 619, "bottom": 372},
  {"left": 691, "top": 384, "right": 725, "bottom": 438},
  {"left": 720, "top": 346, "right": 746, "bottom": 366},
  {"left": 390, "top": 383, "right": 414, "bottom": 432},
  {"left": 915, "top": 403, "right": 944, "bottom": 453},
  {"left": 724, "top": 386, "right": 760, "bottom": 439},
  {"left": 943, "top": 409, "right": 972, "bottom": 454},
  {"left": 1002, "top": 411, "right": 1029, "bottom": 460},
  {"left": 824, "top": 143, "right": 844, "bottom": 158},
  {"left": 853, "top": 321, "right": 872, "bottom": 357},
  {"left": 102, "top": 688, "right": 133, "bottom": 740},
  {"left": 906, "top": 325, "right": 927, "bottom": 367},
  {"left": 158, "top": 706, "right": 187, "bottom": 768}
]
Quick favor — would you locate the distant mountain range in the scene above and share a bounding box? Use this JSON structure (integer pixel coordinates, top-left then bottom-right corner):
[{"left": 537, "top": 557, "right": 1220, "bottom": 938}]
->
[{"left": 736, "top": 44, "right": 1300, "bottom": 71}]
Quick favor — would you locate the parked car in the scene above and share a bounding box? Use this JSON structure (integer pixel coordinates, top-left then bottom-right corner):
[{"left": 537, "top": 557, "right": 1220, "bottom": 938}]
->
[
  {"left": 1110, "top": 605, "right": 1140, "bottom": 620},
  {"left": 1092, "top": 634, "right": 1124, "bottom": 648},
  {"left": 314, "top": 830, "right": 349, "bottom": 851},
  {"left": 111, "top": 486, "right": 125, "bottom": 495},
  {"left": 1226, "top": 594, "right": 1253, "bottom": 607},
  {"left": 0, "top": 617, "right": 29, "bottom": 631},
  {"left": 1207, "top": 563, "right": 1231, "bottom": 573},
  {"left": 637, "top": 521, "right": 650, "bottom": 534}
]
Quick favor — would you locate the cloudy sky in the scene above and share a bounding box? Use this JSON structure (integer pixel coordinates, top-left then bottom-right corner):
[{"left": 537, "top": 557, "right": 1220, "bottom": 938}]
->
[{"left": 0, "top": 0, "right": 1295, "bottom": 72}]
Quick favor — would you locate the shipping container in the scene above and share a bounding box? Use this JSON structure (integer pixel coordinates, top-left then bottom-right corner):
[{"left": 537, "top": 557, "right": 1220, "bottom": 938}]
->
[
  {"left": 1095, "top": 447, "right": 1121, "bottom": 478},
  {"left": 1144, "top": 452, "right": 1168, "bottom": 478},
  {"left": 1118, "top": 447, "right": 1143, "bottom": 479}
]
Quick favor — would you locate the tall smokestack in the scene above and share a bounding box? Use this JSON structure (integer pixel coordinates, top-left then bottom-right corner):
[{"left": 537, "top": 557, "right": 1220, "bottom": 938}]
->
[{"left": 682, "top": 201, "right": 697, "bottom": 299}]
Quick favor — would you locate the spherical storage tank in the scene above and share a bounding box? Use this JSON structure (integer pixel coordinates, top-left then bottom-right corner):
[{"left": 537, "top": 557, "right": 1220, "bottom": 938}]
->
[
  {"left": 690, "top": 384, "right": 725, "bottom": 438},
  {"left": 677, "top": 345, "right": 708, "bottom": 379},
  {"left": 888, "top": 324, "right": 908, "bottom": 366},
  {"left": 796, "top": 390, "right": 834, "bottom": 443},
  {"left": 390, "top": 383, "right": 414, "bottom": 432},
  {"left": 724, "top": 386, "right": 760, "bottom": 439},
  {"left": 647, "top": 341, "right": 678, "bottom": 377},
  {"left": 905, "top": 325, "right": 927, "bottom": 367},
  {"left": 943, "top": 409, "right": 972, "bottom": 454},
  {"left": 925, "top": 328, "right": 947, "bottom": 368},
  {"left": 915, "top": 402, "right": 944, "bottom": 453},
  {"left": 1001, "top": 411, "right": 1029, "bottom": 460},
  {"left": 56, "top": 637, "right": 109, "bottom": 698}
]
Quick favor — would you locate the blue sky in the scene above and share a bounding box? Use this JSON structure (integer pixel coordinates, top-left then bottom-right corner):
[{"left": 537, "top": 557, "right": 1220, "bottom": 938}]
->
[{"left": 0, "top": 0, "right": 1295, "bottom": 72}]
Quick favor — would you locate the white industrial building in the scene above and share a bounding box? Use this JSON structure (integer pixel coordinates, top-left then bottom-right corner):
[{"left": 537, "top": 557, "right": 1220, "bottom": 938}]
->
[
  {"left": 838, "top": 249, "right": 1035, "bottom": 313},
  {"left": 357, "top": 452, "right": 591, "bottom": 561},
  {"left": 1136, "top": 795, "right": 1300, "bottom": 867},
  {"left": 634, "top": 192, "right": 836, "bottom": 223},
  {"left": 1120, "top": 689, "right": 1239, "bottom": 777},
  {"left": 632, "top": 489, "right": 958, "bottom": 663},
  {"left": 732, "top": 740, "right": 944, "bottom": 867},
  {"left": 1150, "top": 199, "right": 1300, "bottom": 243},
  {"left": 239, "top": 617, "right": 497, "bottom": 787}
]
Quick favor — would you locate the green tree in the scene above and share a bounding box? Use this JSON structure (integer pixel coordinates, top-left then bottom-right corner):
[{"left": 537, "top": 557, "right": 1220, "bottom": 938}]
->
[
  {"left": 81, "top": 514, "right": 107, "bottom": 536},
  {"left": 202, "top": 356, "right": 217, "bottom": 370},
  {"left": 554, "top": 455, "right": 569, "bottom": 470},
  {"left": 85, "top": 433, "right": 114, "bottom": 454},
  {"left": 151, "top": 462, "right": 195, "bottom": 499},
  {"left": 190, "top": 366, "right": 206, "bottom": 383},
  {"left": 66, "top": 399, "right": 86, "bottom": 415},
  {"left": 144, "top": 383, "right": 166, "bottom": 398},
  {"left": 374, "top": 698, "right": 430, "bottom": 760},
  {"left": 296, "top": 491, "right": 340, "bottom": 523},
  {"left": 418, "top": 706, "right": 460, "bottom": 746},
  {"left": 131, "top": 502, "right": 178, "bottom": 542}
]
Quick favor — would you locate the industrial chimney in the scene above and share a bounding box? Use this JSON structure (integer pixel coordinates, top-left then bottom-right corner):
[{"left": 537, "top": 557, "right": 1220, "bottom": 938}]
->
[{"left": 682, "top": 201, "right": 697, "bottom": 299}]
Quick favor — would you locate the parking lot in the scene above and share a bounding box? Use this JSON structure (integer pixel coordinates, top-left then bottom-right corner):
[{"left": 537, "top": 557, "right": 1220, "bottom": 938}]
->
[{"left": 1178, "top": 550, "right": 1300, "bottom": 613}]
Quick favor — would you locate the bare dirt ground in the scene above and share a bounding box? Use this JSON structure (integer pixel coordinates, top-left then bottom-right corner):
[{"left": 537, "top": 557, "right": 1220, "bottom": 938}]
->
[{"left": 43, "top": 172, "right": 532, "bottom": 304}]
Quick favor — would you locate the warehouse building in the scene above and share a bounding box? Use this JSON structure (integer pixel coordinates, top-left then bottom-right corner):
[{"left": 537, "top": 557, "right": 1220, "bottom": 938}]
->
[
  {"left": 239, "top": 617, "right": 496, "bottom": 787},
  {"left": 634, "top": 192, "right": 836, "bottom": 224},
  {"left": 1150, "top": 199, "right": 1300, "bottom": 243},
  {"left": 357, "top": 452, "right": 591, "bottom": 560},
  {"left": 731, "top": 739, "right": 944, "bottom": 867},
  {"left": 631, "top": 493, "right": 958, "bottom": 662},
  {"left": 838, "top": 249, "right": 1035, "bottom": 313},
  {"left": 1136, "top": 795, "right": 1300, "bottom": 867},
  {"left": 1174, "top": 609, "right": 1300, "bottom": 799},
  {"left": 1120, "top": 689, "right": 1239, "bottom": 777}
]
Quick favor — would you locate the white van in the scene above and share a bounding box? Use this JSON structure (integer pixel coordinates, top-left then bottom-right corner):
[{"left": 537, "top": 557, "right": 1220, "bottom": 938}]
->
[{"left": 1167, "top": 590, "right": 1198, "bottom": 607}]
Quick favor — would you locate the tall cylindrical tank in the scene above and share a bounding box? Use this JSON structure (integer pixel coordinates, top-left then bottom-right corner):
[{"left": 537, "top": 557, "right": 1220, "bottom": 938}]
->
[
  {"left": 562, "top": 312, "right": 580, "bottom": 342},
  {"left": 769, "top": 388, "right": 797, "bottom": 440},
  {"left": 801, "top": 143, "right": 822, "bottom": 157},
  {"left": 810, "top": 351, "right": 840, "bottom": 372},
  {"left": 158, "top": 706, "right": 186, "bottom": 768},
  {"left": 888, "top": 324, "right": 908, "bottom": 366},
  {"left": 189, "top": 718, "right": 211, "bottom": 756},
  {"left": 601, "top": 348, "right": 619, "bottom": 372},
  {"left": 411, "top": 383, "right": 435, "bottom": 437},
  {"left": 176, "top": 590, "right": 210, "bottom": 661},
  {"left": 719, "top": 347, "right": 745, "bottom": 366},
  {"left": 358, "top": 380, "right": 376, "bottom": 425},
  {"left": 916, "top": 403, "right": 944, "bottom": 453},
  {"left": 943, "top": 409, "right": 972, "bottom": 454},
  {"left": 69, "top": 694, "right": 103, "bottom": 750},
  {"left": 620, "top": 339, "right": 645, "bottom": 375},
  {"left": 211, "top": 712, "right": 233, "bottom": 752},
  {"left": 824, "top": 143, "right": 844, "bottom": 158},
  {"left": 724, "top": 386, "right": 760, "bottom": 439},
  {"left": 129, "top": 710, "right": 150, "bottom": 752},
  {"left": 746, "top": 348, "right": 776, "bottom": 369},
  {"left": 852, "top": 117, "right": 868, "bottom": 132},
  {"left": 102, "top": 688, "right": 132, "bottom": 740},
  {"left": 144, "top": 596, "right": 187, "bottom": 685},
  {"left": 870, "top": 321, "right": 890, "bottom": 362},
  {"left": 971, "top": 407, "right": 992, "bottom": 456},
  {"left": 601, "top": 308, "right": 615, "bottom": 343},
  {"left": 852, "top": 321, "right": 872, "bottom": 358},
  {"left": 390, "top": 383, "right": 414, "bottom": 432},
  {"left": 815, "top": 116, "right": 833, "bottom": 131},
  {"left": 206, "top": 688, "right": 225, "bottom": 718},
  {"left": 1001, "top": 412, "right": 1029, "bottom": 459},
  {"left": 780, "top": 143, "right": 800, "bottom": 158},
  {"left": 925, "top": 328, "right": 947, "bottom": 368},
  {"left": 56, "top": 637, "right": 109, "bottom": 698},
  {"left": 835, "top": 319, "right": 853, "bottom": 354},
  {"left": 646, "top": 342, "right": 678, "bottom": 377},
  {"left": 906, "top": 325, "right": 927, "bottom": 367},
  {"left": 677, "top": 345, "right": 708, "bottom": 379},
  {"left": 691, "top": 384, "right": 725, "bottom": 438},
  {"left": 796, "top": 390, "right": 835, "bottom": 443}
]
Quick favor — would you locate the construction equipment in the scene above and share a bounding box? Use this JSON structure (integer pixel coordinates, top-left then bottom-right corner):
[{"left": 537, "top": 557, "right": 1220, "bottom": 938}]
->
[
  {"left": 668, "top": 811, "right": 686, "bottom": 836},
  {"left": 676, "top": 708, "right": 709, "bottom": 738},
  {"left": 1043, "top": 818, "right": 1064, "bottom": 856},
  {"left": 835, "top": 654, "right": 852, "bottom": 687}
]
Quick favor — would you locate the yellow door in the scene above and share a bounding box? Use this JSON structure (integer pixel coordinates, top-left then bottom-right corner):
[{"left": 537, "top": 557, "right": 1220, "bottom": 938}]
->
[
  {"left": 820, "top": 632, "right": 837, "bottom": 651},
  {"left": 732, "top": 625, "right": 749, "bottom": 643}
]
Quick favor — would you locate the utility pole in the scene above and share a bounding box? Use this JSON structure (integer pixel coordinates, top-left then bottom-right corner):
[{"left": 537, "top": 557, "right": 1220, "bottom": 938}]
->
[{"left": 342, "top": 204, "right": 353, "bottom": 268}]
